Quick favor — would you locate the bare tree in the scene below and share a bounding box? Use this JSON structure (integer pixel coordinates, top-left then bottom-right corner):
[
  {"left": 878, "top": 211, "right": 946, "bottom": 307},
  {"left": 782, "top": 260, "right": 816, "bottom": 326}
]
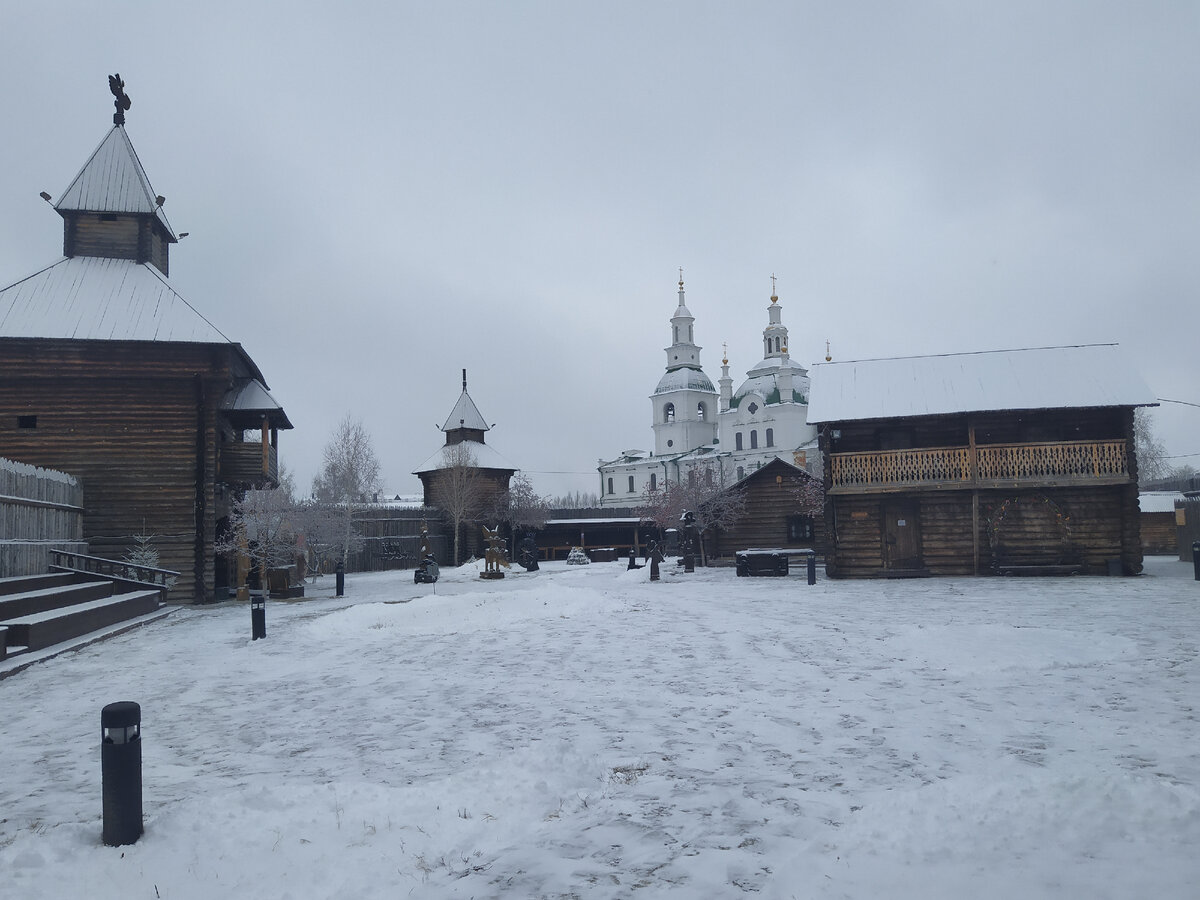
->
[
  {"left": 312, "top": 415, "right": 384, "bottom": 566},
  {"left": 638, "top": 463, "right": 746, "bottom": 565},
  {"left": 1133, "top": 407, "right": 1171, "bottom": 483},
  {"left": 490, "top": 473, "right": 550, "bottom": 549},
  {"left": 431, "top": 441, "right": 486, "bottom": 566},
  {"left": 215, "top": 483, "right": 298, "bottom": 597}
]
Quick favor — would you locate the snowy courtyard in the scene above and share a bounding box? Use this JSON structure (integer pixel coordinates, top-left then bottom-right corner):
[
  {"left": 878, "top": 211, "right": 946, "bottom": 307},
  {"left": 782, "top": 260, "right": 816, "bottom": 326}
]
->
[{"left": 1, "top": 557, "right": 1198, "bottom": 899}]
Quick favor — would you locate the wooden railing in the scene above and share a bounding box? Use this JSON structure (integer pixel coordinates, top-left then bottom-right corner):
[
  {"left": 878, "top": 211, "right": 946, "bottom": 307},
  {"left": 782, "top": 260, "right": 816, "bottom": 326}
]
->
[
  {"left": 829, "top": 440, "right": 1129, "bottom": 493},
  {"left": 50, "top": 549, "right": 180, "bottom": 590},
  {"left": 219, "top": 443, "right": 279, "bottom": 487}
]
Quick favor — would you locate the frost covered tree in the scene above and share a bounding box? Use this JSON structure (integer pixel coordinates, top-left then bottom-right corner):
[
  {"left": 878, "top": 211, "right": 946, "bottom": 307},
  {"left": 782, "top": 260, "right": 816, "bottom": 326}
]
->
[
  {"left": 638, "top": 463, "right": 746, "bottom": 565},
  {"left": 431, "top": 441, "right": 486, "bottom": 566},
  {"left": 215, "top": 480, "right": 298, "bottom": 597},
  {"left": 1133, "top": 408, "right": 1171, "bottom": 483},
  {"left": 312, "top": 415, "right": 383, "bottom": 566},
  {"left": 490, "top": 473, "right": 550, "bottom": 548}
]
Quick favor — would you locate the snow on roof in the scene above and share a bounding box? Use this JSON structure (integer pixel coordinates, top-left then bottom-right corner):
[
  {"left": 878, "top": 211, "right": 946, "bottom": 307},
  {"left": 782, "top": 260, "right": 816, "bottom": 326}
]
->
[
  {"left": 652, "top": 366, "right": 716, "bottom": 396},
  {"left": 807, "top": 344, "right": 1158, "bottom": 424},
  {"left": 1139, "top": 491, "right": 1185, "bottom": 514},
  {"left": 0, "top": 256, "right": 231, "bottom": 344},
  {"left": 55, "top": 126, "right": 176, "bottom": 238},
  {"left": 413, "top": 439, "right": 517, "bottom": 475},
  {"left": 220, "top": 379, "right": 294, "bottom": 429},
  {"left": 441, "top": 390, "right": 490, "bottom": 433}
]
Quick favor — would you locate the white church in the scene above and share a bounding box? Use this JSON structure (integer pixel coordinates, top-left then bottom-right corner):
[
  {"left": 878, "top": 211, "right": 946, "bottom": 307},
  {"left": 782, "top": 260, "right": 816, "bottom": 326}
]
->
[{"left": 597, "top": 275, "right": 819, "bottom": 507}]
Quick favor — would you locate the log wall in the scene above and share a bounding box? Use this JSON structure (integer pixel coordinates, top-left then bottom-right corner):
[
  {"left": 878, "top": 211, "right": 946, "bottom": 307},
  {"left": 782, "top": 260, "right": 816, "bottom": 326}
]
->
[{"left": 0, "top": 338, "right": 253, "bottom": 600}]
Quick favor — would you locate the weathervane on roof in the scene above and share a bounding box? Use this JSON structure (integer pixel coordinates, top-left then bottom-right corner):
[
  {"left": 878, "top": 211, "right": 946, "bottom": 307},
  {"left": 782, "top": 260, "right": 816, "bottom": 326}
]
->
[{"left": 108, "top": 74, "right": 131, "bottom": 126}]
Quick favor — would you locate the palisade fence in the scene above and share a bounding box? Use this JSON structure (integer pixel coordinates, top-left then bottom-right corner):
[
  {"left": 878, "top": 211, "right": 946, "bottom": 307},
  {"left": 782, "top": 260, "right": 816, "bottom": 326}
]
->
[{"left": 0, "top": 457, "right": 87, "bottom": 577}]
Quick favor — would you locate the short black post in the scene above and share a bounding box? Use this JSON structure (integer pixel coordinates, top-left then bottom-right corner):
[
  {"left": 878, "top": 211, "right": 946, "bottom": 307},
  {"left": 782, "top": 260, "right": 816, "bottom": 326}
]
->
[
  {"left": 101, "top": 701, "right": 142, "bottom": 847},
  {"left": 1193, "top": 541, "right": 1200, "bottom": 581},
  {"left": 251, "top": 594, "right": 266, "bottom": 640},
  {"left": 807, "top": 553, "right": 817, "bottom": 585},
  {"left": 336, "top": 561, "right": 345, "bottom": 597}
]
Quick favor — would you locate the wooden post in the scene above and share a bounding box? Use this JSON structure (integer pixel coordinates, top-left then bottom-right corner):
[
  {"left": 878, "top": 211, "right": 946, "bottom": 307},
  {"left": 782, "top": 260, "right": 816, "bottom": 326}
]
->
[
  {"left": 969, "top": 419, "right": 980, "bottom": 576},
  {"left": 261, "top": 416, "right": 270, "bottom": 478}
]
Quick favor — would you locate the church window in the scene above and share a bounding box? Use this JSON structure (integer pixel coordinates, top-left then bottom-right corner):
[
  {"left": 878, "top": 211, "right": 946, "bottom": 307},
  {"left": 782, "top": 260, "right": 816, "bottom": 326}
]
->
[
  {"left": 697, "top": 402, "right": 706, "bottom": 421},
  {"left": 607, "top": 477, "right": 613, "bottom": 495},
  {"left": 628, "top": 475, "right": 635, "bottom": 493},
  {"left": 688, "top": 470, "right": 696, "bottom": 487},
  {"left": 650, "top": 473, "right": 657, "bottom": 490},
  {"left": 750, "top": 430, "right": 758, "bottom": 449},
  {"left": 737, "top": 465, "right": 745, "bottom": 480},
  {"left": 747, "top": 401, "right": 759, "bottom": 415},
  {"left": 667, "top": 439, "right": 673, "bottom": 447},
  {"left": 674, "top": 326, "right": 679, "bottom": 343},
  {"left": 664, "top": 403, "right": 675, "bottom": 423},
  {"left": 766, "top": 428, "right": 774, "bottom": 447},
  {"left": 775, "top": 337, "right": 781, "bottom": 353},
  {"left": 705, "top": 468, "right": 712, "bottom": 486},
  {"left": 688, "top": 325, "right": 693, "bottom": 342},
  {"left": 735, "top": 432, "right": 743, "bottom": 451}
]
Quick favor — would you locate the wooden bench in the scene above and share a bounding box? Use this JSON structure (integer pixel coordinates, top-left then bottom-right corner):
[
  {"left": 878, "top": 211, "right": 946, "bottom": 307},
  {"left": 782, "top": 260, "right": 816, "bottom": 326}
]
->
[{"left": 992, "top": 546, "right": 1083, "bottom": 576}]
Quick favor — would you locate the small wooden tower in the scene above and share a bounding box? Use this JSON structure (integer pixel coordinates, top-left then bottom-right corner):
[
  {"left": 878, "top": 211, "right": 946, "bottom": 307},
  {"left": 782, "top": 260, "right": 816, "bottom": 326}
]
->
[{"left": 0, "top": 77, "right": 292, "bottom": 601}]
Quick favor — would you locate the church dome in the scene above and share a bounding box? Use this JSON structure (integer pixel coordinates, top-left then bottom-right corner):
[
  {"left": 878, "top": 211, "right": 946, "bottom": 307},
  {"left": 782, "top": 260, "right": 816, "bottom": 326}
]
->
[
  {"left": 653, "top": 366, "right": 716, "bottom": 396},
  {"left": 731, "top": 357, "right": 809, "bottom": 408}
]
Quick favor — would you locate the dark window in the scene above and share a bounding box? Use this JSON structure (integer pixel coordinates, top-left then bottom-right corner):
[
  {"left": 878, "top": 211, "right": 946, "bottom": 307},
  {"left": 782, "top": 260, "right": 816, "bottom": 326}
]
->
[
  {"left": 628, "top": 475, "right": 635, "bottom": 493},
  {"left": 735, "top": 432, "right": 743, "bottom": 451},
  {"left": 788, "top": 515, "right": 815, "bottom": 542},
  {"left": 664, "top": 403, "right": 675, "bottom": 423},
  {"left": 750, "top": 430, "right": 758, "bottom": 449},
  {"left": 747, "top": 401, "right": 759, "bottom": 415},
  {"left": 650, "top": 473, "right": 657, "bottom": 490},
  {"left": 705, "top": 468, "right": 713, "bottom": 486},
  {"left": 17, "top": 415, "right": 37, "bottom": 429},
  {"left": 766, "top": 428, "right": 774, "bottom": 447},
  {"left": 737, "top": 466, "right": 745, "bottom": 480},
  {"left": 697, "top": 402, "right": 706, "bottom": 421},
  {"left": 607, "top": 477, "right": 614, "bottom": 494}
]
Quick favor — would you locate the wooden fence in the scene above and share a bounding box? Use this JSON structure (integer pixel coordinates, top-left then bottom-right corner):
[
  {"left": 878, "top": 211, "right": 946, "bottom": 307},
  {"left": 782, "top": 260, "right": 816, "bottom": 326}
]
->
[{"left": 0, "top": 457, "right": 87, "bottom": 577}]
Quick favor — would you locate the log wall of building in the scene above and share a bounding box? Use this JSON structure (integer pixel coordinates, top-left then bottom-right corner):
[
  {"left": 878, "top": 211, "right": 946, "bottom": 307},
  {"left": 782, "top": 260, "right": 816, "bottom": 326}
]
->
[
  {"left": 827, "top": 485, "right": 1141, "bottom": 577},
  {"left": 0, "top": 338, "right": 248, "bottom": 600}
]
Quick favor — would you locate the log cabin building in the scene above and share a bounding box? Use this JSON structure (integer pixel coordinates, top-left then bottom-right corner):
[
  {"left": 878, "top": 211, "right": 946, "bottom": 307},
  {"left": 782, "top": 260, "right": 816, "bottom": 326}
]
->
[
  {"left": 0, "top": 90, "right": 291, "bottom": 601},
  {"left": 807, "top": 345, "right": 1155, "bottom": 578},
  {"left": 711, "top": 457, "right": 826, "bottom": 561}
]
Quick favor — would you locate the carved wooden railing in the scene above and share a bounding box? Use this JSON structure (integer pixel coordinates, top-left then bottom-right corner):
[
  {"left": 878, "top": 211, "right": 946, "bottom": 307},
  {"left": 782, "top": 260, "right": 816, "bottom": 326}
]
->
[{"left": 829, "top": 440, "right": 1129, "bottom": 493}]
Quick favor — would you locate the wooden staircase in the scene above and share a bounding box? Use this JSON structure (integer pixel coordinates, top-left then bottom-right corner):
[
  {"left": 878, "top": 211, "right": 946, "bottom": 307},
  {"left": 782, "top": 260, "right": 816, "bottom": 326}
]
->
[{"left": 0, "top": 567, "right": 167, "bottom": 663}]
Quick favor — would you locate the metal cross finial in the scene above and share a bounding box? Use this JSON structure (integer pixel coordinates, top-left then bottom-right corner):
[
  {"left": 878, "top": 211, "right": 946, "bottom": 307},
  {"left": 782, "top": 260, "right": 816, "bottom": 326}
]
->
[
  {"left": 771, "top": 273, "right": 777, "bottom": 294},
  {"left": 108, "top": 74, "right": 131, "bottom": 126},
  {"left": 678, "top": 267, "right": 684, "bottom": 287}
]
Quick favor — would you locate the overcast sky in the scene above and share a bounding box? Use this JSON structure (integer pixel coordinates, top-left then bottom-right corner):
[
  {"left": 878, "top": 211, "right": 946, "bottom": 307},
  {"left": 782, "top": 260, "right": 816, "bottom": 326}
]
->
[{"left": 2, "top": 2, "right": 1197, "bottom": 498}]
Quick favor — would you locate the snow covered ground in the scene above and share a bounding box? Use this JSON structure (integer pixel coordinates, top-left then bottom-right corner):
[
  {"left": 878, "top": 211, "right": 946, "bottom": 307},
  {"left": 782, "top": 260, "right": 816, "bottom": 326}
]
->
[{"left": 1, "top": 557, "right": 1197, "bottom": 899}]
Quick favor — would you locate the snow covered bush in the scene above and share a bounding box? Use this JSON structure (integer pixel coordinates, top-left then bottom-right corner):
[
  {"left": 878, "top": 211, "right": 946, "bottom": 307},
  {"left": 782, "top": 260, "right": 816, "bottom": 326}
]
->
[{"left": 566, "top": 547, "right": 590, "bottom": 565}]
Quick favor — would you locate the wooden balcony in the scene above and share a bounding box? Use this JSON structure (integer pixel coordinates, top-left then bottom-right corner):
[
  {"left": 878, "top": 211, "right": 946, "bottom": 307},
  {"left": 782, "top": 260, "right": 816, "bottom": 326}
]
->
[
  {"left": 219, "top": 442, "right": 279, "bottom": 488},
  {"left": 828, "top": 440, "right": 1130, "bottom": 494}
]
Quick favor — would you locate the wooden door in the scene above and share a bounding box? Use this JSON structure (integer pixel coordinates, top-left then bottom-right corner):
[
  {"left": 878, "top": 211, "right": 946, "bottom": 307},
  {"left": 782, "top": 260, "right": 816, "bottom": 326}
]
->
[{"left": 883, "top": 500, "right": 922, "bottom": 570}]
